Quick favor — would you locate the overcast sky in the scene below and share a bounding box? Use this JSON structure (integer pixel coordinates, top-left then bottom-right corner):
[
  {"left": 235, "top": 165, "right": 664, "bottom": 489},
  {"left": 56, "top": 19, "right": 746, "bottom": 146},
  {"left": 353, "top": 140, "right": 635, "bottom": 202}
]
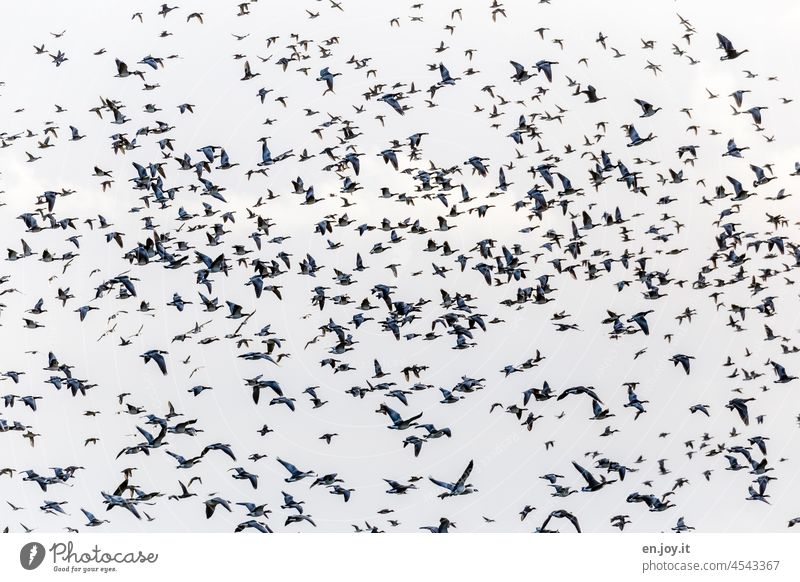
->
[{"left": 1, "top": 0, "right": 800, "bottom": 533}]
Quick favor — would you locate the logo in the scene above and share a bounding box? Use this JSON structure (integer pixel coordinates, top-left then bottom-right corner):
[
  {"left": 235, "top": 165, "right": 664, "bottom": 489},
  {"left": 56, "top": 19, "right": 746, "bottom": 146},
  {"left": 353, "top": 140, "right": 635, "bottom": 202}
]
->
[{"left": 20, "top": 542, "right": 46, "bottom": 570}]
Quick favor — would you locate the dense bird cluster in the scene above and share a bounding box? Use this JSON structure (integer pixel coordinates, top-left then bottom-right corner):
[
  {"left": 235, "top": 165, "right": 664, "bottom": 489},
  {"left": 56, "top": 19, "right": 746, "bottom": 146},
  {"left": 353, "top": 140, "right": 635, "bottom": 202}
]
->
[{"left": 1, "top": 1, "right": 800, "bottom": 533}]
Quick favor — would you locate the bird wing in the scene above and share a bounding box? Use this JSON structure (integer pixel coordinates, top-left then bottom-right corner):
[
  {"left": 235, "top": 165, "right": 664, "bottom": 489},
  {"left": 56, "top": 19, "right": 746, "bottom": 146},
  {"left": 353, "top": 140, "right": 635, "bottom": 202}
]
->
[
  {"left": 565, "top": 512, "right": 582, "bottom": 533},
  {"left": 383, "top": 405, "right": 402, "bottom": 425},
  {"left": 454, "top": 459, "right": 474, "bottom": 490},
  {"left": 277, "top": 458, "right": 299, "bottom": 475},
  {"left": 716, "top": 33, "right": 733, "bottom": 51},
  {"left": 572, "top": 461, "right": 599, "bottom": 487},
  {"left": 428, "top": 476, "right": 454, "bottom": 491},
  {"left": 136, "top": 426, "right": 155, "bottom": 445}
]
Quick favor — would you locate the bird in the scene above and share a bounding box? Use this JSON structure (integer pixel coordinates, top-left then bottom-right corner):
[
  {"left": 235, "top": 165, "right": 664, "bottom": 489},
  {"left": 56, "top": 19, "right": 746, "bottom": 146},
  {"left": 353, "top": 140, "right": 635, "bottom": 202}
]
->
[
  {"left": 276, "top": 458, "right": 315, "bottom": 482},
  {"left": 716, "top": 33, "right": 749, "bottom": 60},
  {"left": 81, "top": 508, "right": 109, "bottom": 527},
  {"left": 539, "top": 509, "right": 581, "bottom": 533},
  {"left": 669, "top": 354, "right": 695, "bottom": 375},
  {"left": 634, "top": 99, "right": 661, "bottom": 118},
  {"left": 140, "top": 350, "right": 168, "bottom": 375},
  {"left": 572, "top": 461, "right": 616, "bottom": 492},
  {"left": 428, "top": 460, "right": 476, "bottom": 498},
  {"left": 204, "top": 497, "right": 231, "bottom": 519}
]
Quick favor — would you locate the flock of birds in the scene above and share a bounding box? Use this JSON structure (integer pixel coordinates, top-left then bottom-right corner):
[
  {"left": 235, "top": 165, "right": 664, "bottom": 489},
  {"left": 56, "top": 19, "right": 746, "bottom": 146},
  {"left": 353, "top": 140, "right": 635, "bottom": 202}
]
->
[{"left": 1, "top": 1, "right": 800, "bottom": 533}]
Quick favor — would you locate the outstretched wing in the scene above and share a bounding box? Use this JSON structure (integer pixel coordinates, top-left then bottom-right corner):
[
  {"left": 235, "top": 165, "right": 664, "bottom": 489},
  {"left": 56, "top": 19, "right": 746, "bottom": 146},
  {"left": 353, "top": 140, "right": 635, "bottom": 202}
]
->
[
  {"left": 277, "top": 457, "right": 299, "bottom": 475},
  {"left": 383, "top": 405, "right": 402, "bottom": 426},
  {"left": 454, "top": 459, "right": 474, "bottom": 490},
  {"left": 726, "top": 175, "right": 743, "bottom": 193},
  {"left": 428, "top": 476, "right": 454, "bottom": 491},
  {"left": 152, "top": 353, "right": 167, "bottom": 375},
  {"left": 565, "top": 512, "right": 582, "bottom": 533},
  {"left": 136, "top": 426, "right": 155, "bottom": 445},
  {"left": 572, "top": 461, "right": 599, "bottom": 487}
]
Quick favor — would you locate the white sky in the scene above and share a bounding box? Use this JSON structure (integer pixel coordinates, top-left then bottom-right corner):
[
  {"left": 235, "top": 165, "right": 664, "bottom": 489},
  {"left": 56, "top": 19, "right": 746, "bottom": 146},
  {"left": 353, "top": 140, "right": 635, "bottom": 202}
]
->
[{"left": 1, "top": 0, "right": 800, "bottom": 533}]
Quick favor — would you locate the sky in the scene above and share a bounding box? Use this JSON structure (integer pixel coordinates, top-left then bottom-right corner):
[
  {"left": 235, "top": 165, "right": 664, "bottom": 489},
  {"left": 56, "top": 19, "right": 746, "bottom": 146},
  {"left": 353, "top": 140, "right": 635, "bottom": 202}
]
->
[{"left": 1, "top": 0, "right": 800, "bottom": 533}]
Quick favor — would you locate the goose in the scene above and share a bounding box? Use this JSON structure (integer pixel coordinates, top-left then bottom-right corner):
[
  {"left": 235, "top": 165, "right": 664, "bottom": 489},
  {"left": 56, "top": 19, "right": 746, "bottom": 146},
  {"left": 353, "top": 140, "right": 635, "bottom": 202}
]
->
[
  {"left": 165, "top": 451, "right": 203, "bottom": 469},
  {"left": 285, "top": 514, "right": 316, "bottom": 527},
  {"left": 420, "top": 517, "right": 454, "bottom": 533},
  {"left": 276, "top": 458, "right": 315, "bottom": 482},
  {"left": 428, "top": 460, "right": 476, "bottom": 497},
  {"left": 202, "top": 443, "right": 236, "bottom": 461},
  {"left": 771, "top": 361, "right": 797, "bottom": 383},
  {"left": 377, "top": 403, "right": 423, "bottom": 430},
  {"left": 417, "top": 424, "right": 452, "bottom": 439},
  {"left": 744, "top": 106, "right": 767, "bottom": 125},
  {"left": 671, "top": 517, "right": 695, "bottom": 532},
  {"left": 669, "top": 354, "right": 695, "bottom": 375},
  {"left": 167, "top": 481, "right": 197, "bottom": 501},
  {"left": 722, "top": 138, "right": 749, "bottom": 157},
  {"left": 730, "top": 89, "right": 750, "bottom": 107},
  {"left": 509, "top": 61, "right": 533, "bottom": 83},
  {"left": 241, "top": 60, "right": 259, "bottom": 81},
  {"left": 329, "top": 485, "right": 354, "bottom": 502},
  {"left": 572, "top": 461, "right": 616, "bottom": 492},
  {"left": 40, "top": 500, "right": 69, "bottom": 515},
  {"left": 236, "top": 502, "right": 271, "bottom": 518},
  {"left": 627, "top": 310, "right": 653, "bottom": 335},
  {"left": 311, "top": 473, "right": 343, "bottom": 488},
  {"left": 750, "top": 164, "right": 775, "bottom": 187},
  {"left": 437, "top": 62, "right": 460, "bottom": 86},
  {"left": 726, "top": 398, "right": 756, "bottom": 426},
  {"left": 689, "top": 404, "right": 711, "bottom": 416},
  {"left": 611, "top": 515, "right": 631, "bottom": 531},
  {"left": 557, "top": 385, "right": 602, "bottom": 403},
  {"left": 101, "top": 492, "right": 141, "bottom": 519},
  {"left": 114, "top": 59, "right": 144, "bottom": 80},
  {"left": 580, "top": 85, "right": 606, "bottom": 103},
  {"left": 204, "top": 497, "right": 231, "bottom": 519},
  {"left": 634, "top": 99, "right": 661, "bottom": 117},
  {"left": 535, "top": 60, "right": 558, "bottom": 82},
  {"left": 716, "top": 33, "right": 749, "bottom": 60},
  {"left": 81, "top": 508, "right": 109, "bottom": 527},
  {"left": 316, "top": 67, "right": 341, "bottom": 94},
  {"left": 540, "top": 509, "right": 581, "bottom": 533},
  {"left": 234, "top": 520, "right": 272, "bottom": 533},
  {"left": 625, "top": 125, "right": 655, "bottom": 146},
  {"left": 229, "top": 467, "right": 258, "bottom": 489},
  {"left": 140, "top": 349, "right": 168, "bottom": 375},
  {"left": 384, "top": 479, "right": 417, "bottom": 494}
]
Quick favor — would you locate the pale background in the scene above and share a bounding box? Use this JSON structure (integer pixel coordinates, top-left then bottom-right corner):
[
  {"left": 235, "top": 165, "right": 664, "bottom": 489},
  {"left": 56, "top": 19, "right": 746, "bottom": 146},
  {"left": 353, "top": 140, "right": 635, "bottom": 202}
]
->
[{"left": 0, "top": 0, "right": 799, "bottom": 532}]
